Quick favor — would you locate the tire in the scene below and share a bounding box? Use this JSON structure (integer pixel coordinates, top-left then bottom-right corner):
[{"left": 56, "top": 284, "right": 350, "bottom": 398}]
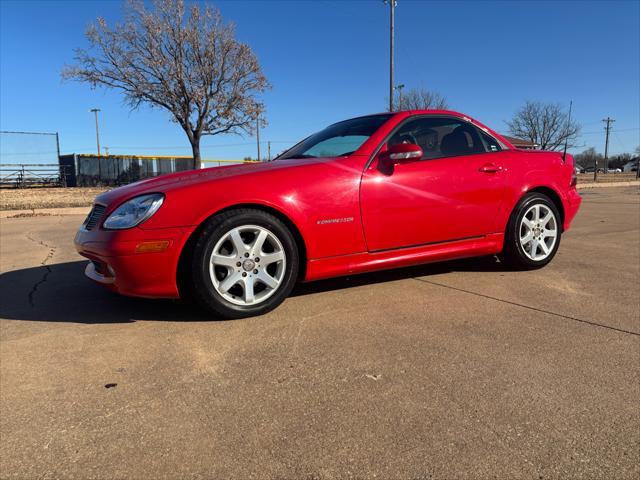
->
[
  {"left": 501, "top": 192, "right": 562, "bottom": 270},
  {"left": 189, "top": 208, "right": 299, "bottom": 319}
]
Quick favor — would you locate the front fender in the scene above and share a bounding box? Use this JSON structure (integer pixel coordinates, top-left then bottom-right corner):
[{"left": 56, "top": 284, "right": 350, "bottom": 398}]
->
[{"left": 138, "top": 157, "right": 368, "bottom": 260}]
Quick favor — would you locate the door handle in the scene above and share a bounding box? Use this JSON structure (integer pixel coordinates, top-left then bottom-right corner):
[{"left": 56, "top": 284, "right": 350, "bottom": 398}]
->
[{"left": 479, "top": 163, "right": 502, "bottom": 173}]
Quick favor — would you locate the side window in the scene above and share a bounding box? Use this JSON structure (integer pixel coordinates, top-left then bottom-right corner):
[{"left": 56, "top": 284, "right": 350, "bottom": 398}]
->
[
  {"left": 478, "top": 130, "right": 502, "bottom": 152},
  {"left": 388, "top": 116, "right": 490, "bottom": 159}
]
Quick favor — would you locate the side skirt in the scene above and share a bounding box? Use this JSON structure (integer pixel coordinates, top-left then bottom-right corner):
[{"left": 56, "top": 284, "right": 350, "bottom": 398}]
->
[{"left": 304, "top": 233, "right": 504, "bottom": 282}]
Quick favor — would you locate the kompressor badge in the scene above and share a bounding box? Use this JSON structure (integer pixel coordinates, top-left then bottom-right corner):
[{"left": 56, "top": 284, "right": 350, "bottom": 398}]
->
[{"left": 316, "top": 217, "right": 354, "bottom": 225}]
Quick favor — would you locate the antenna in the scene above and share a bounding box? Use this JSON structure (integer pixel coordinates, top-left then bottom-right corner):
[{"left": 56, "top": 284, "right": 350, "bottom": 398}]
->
[{"left": 562, "top": 100, "right": 572, "bottom": 163}]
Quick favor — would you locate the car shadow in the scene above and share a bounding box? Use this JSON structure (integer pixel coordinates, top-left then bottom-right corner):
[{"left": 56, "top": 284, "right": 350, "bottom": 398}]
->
[{"left": 0, "top": 257, "right": 509, "bottom": 324}]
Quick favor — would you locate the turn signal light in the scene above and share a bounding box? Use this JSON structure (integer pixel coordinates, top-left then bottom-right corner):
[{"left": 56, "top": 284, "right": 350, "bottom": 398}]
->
[{"left": 135, "top": 240, "right": 170, "bottom": 253}]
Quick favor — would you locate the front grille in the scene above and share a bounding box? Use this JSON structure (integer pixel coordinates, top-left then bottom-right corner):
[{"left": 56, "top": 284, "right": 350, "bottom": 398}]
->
[{"left": 84, "top": 204, "right": 106, "bottom": 230}]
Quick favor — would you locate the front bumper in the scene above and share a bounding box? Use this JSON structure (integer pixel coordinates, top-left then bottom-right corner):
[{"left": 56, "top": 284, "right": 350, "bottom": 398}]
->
[{"left": 74, "top": 225, "right": 193, "bottom": 299}]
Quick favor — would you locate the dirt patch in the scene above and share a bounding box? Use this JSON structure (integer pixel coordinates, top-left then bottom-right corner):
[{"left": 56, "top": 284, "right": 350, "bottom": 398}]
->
[{"left": 0, "top": 187, "right": 108, "bottom": 210}]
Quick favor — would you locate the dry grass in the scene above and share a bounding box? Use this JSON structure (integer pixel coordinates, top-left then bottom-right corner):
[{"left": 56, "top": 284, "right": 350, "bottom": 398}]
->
[
  {"left": 0, "top": 187, "right": 108, "bottom": 210},
  {"left": 577, "top": 172, "right": 638, "bottom": 184}
]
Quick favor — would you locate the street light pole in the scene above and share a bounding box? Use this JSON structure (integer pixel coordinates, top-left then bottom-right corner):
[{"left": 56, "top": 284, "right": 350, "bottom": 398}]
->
[
  {"left": 385, "top": 0, "right": 396, "bottom": 112},
  {"left": 90, "top": 108, "right": 101, "bottom": 156}
]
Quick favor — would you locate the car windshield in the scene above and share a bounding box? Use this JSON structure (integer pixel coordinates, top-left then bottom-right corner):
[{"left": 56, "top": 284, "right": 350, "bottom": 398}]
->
[{"left": 279, "top": 114, "right": 393, "bottom": 160}]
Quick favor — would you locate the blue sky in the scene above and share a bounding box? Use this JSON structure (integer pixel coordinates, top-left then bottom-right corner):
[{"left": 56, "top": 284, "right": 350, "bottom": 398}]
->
[{"left": 1, "top": 0, "right": 639, "bottom": 163}]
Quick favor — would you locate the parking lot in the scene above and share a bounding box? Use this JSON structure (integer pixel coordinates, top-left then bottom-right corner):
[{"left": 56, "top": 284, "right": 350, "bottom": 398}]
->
[{"left": 0, "top": 186, "right": 638, "bottom": 479}]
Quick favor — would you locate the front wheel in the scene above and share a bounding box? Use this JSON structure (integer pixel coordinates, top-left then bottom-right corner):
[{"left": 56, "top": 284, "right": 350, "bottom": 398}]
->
[
  {"left": 190, "top": 209, "right": 299, "bottom": 319},
  {"left": 501, "top": 192, "right": 562, "bottom": 269}
]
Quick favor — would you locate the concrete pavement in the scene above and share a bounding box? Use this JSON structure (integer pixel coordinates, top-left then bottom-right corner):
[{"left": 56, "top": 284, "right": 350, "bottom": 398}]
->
[{"left": 0, "top": 186, "right": 638, "bottom": 479}]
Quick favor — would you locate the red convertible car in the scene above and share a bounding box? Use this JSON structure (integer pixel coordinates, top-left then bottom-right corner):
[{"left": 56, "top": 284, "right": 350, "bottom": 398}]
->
[{"left": 75, "top": 110, "right": 582, "bottom": 318}]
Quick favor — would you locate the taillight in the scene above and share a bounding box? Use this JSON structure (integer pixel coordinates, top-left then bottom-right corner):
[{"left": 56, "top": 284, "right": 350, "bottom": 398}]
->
[{"left": 570, "top": 168, "right": 578, "bottom": 187}]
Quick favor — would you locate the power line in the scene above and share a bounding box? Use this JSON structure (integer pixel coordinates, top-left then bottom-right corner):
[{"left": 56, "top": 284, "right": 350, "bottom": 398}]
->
[
  {"left": 74, "top": 143, "right": 247, "bottom": 151},
  {"left": 95, "top": 140, "right": 297, "bottom": 150},
  {"left": 0, "top": 130, "right": 57, "bottom": 136},
  {"left": 612, "top": 131, "right": 628, "bottom": 152},
  {"left": 580, "top": 127, "right": 638, "bottom": 135},
  {"left": 0, "top": 151, "right": 59, "bottom": 156}
]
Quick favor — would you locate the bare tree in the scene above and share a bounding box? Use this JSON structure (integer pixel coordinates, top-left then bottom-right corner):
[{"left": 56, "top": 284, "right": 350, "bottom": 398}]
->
[
  {"left": 63, "top": 0, "right": 269, "bottom": 168},
  {"left": 506, "top": 101, "right": 580, "bottom": 151},
  {"left": 393, "top": 87, "right": 449, "bottom": 111},
  {"left": 573, "top": 147, "right": 603, "bottom": 170}
]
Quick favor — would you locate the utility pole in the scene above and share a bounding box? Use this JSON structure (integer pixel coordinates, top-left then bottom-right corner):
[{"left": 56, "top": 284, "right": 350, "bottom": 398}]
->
[
  {"left": 384, "top": 0, "right": 396, "bottom": 112},
  {"left": 256, "top": 117, "right": 261, "bottom": 161},
  {"left": 89, "top": 108, "right": 101, "bottom": 156},
  {"left": 602, "top": 117, "right": 615, "bottom": 175},
  {"left": 268, "top": 141, "right": 271, "bottom": 161}
]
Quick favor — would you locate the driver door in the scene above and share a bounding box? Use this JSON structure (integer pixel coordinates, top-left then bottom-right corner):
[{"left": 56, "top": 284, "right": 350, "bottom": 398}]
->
[{"left": 359, "top": 116, "right": 508, "bottom": 252}]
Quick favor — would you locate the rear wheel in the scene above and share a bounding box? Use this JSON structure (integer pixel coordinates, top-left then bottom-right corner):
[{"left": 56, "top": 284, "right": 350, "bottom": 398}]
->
[
  {"left": 502, "top": 192, "right": 561, "bottom": 269},
  {"left": 190, "top": 209, "right": 299, "bottom": 319}
]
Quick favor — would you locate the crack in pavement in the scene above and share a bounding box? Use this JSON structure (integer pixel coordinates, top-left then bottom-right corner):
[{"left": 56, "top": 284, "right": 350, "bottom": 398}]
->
[
  {"left": 413, "top": 277, "right": 640, "bottom": 337},
  {"left": 25, "top": 233, "right": 56, "bottom": 307}
]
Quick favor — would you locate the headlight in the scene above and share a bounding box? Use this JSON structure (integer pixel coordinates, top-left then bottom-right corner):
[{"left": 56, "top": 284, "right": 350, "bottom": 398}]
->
[{"left": 103, "top": 193, "right": 164, "bottom": 230}]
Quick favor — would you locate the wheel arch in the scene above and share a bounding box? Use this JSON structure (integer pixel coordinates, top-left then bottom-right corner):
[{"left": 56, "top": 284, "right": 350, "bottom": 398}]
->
[
  {"left": 525, "top": 186, "right": 565, "bottom": 229},
  {"left": 176, "top": 203, "right": 308, "bottom": 298}
]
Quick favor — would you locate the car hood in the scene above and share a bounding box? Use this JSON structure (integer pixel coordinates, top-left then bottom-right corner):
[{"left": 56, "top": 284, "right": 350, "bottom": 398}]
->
[{"left": 94, "top": 157, "right": 333, "bottom": 206}]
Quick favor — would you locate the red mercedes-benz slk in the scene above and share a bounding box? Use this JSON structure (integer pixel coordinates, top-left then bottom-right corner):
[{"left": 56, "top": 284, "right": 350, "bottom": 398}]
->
[{"left": 75, "top": 110, "right": 582, "bottom": 318}]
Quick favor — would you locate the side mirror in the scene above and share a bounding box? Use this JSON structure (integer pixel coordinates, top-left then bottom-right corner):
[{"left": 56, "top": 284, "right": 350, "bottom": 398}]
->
[{"left": 380, "top": 143, "right": 423, "bottom": 168}]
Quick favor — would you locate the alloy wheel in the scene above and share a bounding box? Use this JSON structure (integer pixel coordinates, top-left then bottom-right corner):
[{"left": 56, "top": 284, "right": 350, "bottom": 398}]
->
[
  {"left": 519, "top": 204, "right": 558, "bottom": 261},
  {"left": 209, "top": 224, "right": 286, "bottom": 306}
]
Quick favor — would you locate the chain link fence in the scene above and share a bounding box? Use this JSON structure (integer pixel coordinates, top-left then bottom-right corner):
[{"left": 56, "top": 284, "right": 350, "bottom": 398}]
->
[
  {"left": 59, "top": 154, "right": 250, "bottom": 187},
  {"left": 0, "top": 164, "right": 71, "bottom": 188}
]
